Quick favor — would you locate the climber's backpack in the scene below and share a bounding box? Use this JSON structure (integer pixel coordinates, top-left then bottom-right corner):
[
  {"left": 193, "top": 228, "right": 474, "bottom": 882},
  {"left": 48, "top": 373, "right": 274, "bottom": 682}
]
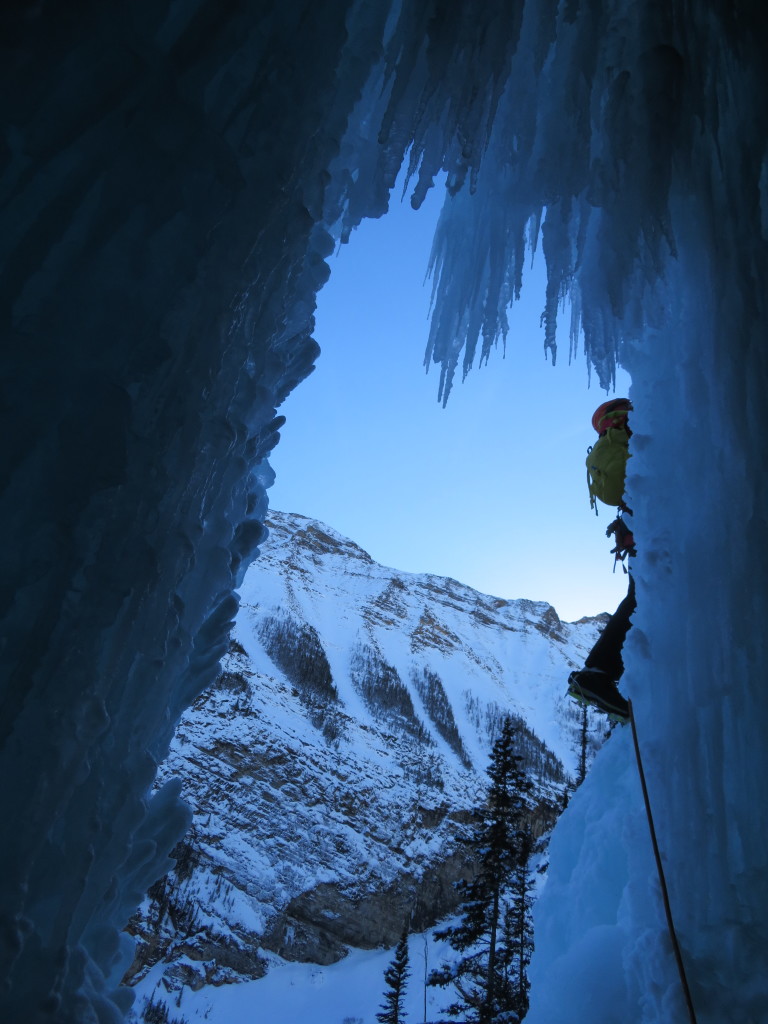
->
[{"left": 586, "top": 399, "right": 632, "bottom": 511}]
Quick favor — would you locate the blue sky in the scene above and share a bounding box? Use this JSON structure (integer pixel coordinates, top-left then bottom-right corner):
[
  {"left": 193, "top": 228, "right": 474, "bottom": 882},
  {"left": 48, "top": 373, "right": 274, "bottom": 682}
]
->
[{"left": 268, "top": 182, "right": 631, "bottom": 622}]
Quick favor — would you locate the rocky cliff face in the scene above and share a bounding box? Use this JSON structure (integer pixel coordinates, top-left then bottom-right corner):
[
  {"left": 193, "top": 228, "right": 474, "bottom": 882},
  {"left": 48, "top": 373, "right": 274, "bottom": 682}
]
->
[{"left": 126, "top": 511, "right": 608, "bottom": 996}]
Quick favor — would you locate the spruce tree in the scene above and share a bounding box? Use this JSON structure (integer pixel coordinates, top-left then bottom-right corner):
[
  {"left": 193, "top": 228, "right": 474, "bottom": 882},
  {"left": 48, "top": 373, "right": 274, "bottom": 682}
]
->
[
  {"left": 504, "top": 827, "right": 535, "bottom": 1019},
  {"left": 428, "top": 717, "right": 534, "bottom": 1023},
  {"left": 377, "top": 926, "right": 410, "bottom": 1024},
  {"left": 576, "top": 701, "right": 589, "bottom": 786}
]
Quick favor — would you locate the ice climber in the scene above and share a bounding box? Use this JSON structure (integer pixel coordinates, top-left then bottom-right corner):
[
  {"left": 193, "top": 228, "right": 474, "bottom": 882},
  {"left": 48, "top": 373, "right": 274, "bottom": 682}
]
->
[{"left": 567, "top": 399, "right": 635, "bottom": 723}]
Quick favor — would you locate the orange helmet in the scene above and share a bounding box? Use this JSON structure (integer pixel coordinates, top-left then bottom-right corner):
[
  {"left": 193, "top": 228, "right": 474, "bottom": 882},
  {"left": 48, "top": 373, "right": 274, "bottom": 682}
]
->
[{"left": 592, "top": 398, "right": 632, "bottom": 436}]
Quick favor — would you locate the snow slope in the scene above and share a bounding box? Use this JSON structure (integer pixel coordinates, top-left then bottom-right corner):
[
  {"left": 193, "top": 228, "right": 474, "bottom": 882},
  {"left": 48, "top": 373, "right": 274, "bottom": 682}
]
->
[
  {"left": 131, "top": 930, "right": 471, "bottom": 1024},
  {"left": 243, "top": 511, "right": 605, "bottom": 776}
]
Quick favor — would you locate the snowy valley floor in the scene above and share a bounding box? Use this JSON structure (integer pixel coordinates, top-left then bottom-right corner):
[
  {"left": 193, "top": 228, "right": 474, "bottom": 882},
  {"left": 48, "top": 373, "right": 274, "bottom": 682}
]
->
[{"left": 130, "top": 928, "right": 461, "bottom": 1024}]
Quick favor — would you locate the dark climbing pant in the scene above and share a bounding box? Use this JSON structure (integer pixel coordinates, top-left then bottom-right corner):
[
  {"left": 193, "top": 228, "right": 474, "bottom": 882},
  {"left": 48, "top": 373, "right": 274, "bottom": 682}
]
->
[{"left": 585, "top": 575, "right": 636, "bottom": 682}]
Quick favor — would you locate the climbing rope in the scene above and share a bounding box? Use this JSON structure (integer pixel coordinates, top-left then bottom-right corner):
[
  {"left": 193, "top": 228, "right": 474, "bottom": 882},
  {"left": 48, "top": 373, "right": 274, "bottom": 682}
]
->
[{"left": 628, "top": 700, "right": 699, "bottom": 1024}]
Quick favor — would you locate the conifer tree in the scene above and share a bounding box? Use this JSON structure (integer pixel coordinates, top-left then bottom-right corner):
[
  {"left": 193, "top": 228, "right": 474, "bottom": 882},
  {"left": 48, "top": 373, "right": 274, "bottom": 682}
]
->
[
  {"left": 377, "top": 926, "right": 410, "bottom": 1024},
  {"left": 428, "top": 717, "right": 534, "bottom": 1023},
  {"left": 576, "top": 701, "right": 589, "bottom": 786},
  {"left": 504, "top": 827, "right": 535, "bottom": 1019}
]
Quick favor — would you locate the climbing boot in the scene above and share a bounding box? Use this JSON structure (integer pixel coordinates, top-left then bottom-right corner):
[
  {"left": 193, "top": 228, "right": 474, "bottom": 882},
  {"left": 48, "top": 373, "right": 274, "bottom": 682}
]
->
[{"left": 568, "top": 667, "right": 630, "bottom": 724}]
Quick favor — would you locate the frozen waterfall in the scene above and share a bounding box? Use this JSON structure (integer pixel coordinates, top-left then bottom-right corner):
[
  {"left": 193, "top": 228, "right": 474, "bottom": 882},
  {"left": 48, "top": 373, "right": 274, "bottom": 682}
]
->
[{"left": 1, "top": 0, "right": 767, "bottom": 1021}]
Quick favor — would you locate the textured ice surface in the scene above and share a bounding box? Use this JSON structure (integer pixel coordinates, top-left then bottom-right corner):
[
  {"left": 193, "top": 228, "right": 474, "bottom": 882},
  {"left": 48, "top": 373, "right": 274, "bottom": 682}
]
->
[{"left": 2, "top": 0, "right": 768, "bottom": 1020}]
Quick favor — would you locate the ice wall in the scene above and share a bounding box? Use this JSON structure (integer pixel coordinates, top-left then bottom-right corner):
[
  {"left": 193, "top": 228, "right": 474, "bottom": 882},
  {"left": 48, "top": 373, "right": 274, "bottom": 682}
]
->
[
  {"left": 522, "top": 5, "right": 768, "bottom": 1022},
  {"left": 528, "top": 197, "right": 768, "bottom": 1023},
  {"left": 2, "top": 0, "right": 767, "bottom": 1021},
  {"left": 1, "top": 2, "right": 379, "bottom": 1018}
]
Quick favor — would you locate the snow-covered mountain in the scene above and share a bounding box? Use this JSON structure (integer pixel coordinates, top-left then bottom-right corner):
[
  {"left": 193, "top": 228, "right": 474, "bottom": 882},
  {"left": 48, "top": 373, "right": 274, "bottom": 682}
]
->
[{"left": 125, "top": 510, "right": 607, "bottom": 1001}]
